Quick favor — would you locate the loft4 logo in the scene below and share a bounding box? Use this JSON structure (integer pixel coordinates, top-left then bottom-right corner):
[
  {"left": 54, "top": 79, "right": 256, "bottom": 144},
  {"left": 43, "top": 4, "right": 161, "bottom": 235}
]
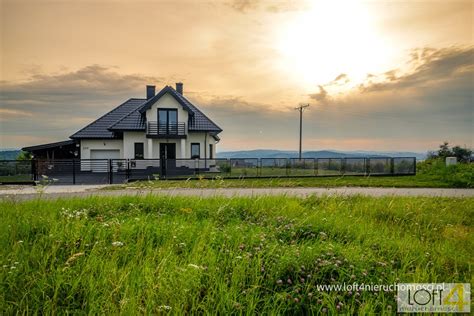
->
[{"left": 398, "top": 283, "right": 471, "bottom": 313}]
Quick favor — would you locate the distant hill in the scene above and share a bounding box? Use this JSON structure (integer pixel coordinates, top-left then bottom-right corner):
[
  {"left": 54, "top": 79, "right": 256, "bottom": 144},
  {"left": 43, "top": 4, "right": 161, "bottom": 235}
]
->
[
  {"left": 0, "top": 150, "right": 21, "bottom": 160},
  {"left": 217, "top": 149, "right": 426, "bottom": 160}
]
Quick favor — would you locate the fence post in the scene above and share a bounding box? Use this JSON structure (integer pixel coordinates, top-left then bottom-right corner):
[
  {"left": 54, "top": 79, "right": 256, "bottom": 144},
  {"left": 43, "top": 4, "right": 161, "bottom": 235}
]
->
[
  {"left": 390, "top": 158, "right": 395, "bottom": 175},
  {"left": 109, "top": 159, "right": 113, "bottom": 184},
  {"left": 126, "top": 160, "right": 130, "bottom": 181},
  {"left": 315, "top": 158, "right": 318, "bottom": 176},
  {"left": 366, "top": 158, "right": 370, "bottom": 175},
  {"left": 31, "top": 159, "right": 36, "bottom": 181},
  {"left": 341, "top": 158, "right": 346, "bottom": 175},
  {"left": 72, "top": 159, "right": 76, "bottom": 185}
]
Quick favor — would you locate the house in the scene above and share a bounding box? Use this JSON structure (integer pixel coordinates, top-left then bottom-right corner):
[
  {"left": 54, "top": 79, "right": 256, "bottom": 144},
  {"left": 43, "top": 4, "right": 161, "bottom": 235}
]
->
[{"left": 70, "top": 83, "right": 222, "bottom": 163}]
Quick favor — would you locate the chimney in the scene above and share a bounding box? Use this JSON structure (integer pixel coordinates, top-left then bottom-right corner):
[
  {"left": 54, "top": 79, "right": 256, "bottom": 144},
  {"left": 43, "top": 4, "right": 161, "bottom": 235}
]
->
[
  {"left": 146, "top": 85, "right": 155, "bottom": 100},
  {"left": 176, "top": 82, "right": 183, "bottom": 95}
]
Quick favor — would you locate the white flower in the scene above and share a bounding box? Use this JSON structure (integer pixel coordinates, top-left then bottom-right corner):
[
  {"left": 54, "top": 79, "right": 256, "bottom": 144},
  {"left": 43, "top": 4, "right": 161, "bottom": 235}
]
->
[
  {"left": 112, "top": 241, "right": 124, "bottom": 247},
  {"left": 188, "top": 264, "right": 203, "bottom": 270},
  {"left": 158, "top": 305, "right": 172, "bottom": 311}
]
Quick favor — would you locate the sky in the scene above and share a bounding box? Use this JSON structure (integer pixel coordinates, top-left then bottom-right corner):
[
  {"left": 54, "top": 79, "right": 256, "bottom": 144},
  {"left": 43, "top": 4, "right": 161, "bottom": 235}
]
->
[{"left": 0, "top": 0, "right": 473, "bottom": 152}]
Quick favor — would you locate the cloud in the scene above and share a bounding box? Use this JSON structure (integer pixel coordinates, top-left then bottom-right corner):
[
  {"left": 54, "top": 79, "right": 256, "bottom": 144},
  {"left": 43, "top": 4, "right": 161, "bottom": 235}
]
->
[
  {"left": 0, "top": 45, "right": 472, "bottom": 152},
  {"left": 227, "top": 0, "right": 307, "bottom": 13},
  {"left": 308, "top": 85, "right": 329, "bottom": 103},
  {"left": 359, "top": 46, "right": 474, "bottom": 93},
  {"left": 0, "top": 65, "right": 163, "bottom": 146},
  {"left": 227, "top": 0, "right": 258, "bottom": 12},
  {"left": 0, "top": 109, "right": 33, "bottom": 120}
]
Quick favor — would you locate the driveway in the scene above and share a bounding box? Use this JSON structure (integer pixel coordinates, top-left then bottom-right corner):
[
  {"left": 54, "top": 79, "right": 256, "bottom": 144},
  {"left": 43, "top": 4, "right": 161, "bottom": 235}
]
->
[{"left": 0, "top": 185, "right": 473, "bottom": 201}]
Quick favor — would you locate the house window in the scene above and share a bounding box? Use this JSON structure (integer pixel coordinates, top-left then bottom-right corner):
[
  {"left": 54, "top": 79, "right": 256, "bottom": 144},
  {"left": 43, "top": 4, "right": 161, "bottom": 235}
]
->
[
  {"left": 158, "top": 109, "right": 178, "bottom": 134},
  {"left": 209, "top": 144, "right": 213, "bottom": 159},
  {"left": 134, "top": 143, "right": 144, "bottom": 159},
  {"left": 191, "top": 143, "right": 200, "bottom": 159}
]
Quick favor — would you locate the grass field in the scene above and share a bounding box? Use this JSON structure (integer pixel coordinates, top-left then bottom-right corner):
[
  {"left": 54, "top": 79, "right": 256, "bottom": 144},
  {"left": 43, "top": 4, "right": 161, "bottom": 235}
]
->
[
  {"left": 113, "top": 174, "right": 464, "bottom": 190},
  {"left": 1, "top": 195, "right": 472, "bottom": 314},
  {"left": 110, "top": 160, "right": 473, "bottom": 189}
]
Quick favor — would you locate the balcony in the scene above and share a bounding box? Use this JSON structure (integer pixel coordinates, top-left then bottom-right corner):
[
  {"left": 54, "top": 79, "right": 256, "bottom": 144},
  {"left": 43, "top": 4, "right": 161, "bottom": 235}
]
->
[{"left": 146, "top": 122, "right": 187, "bottom": 138}]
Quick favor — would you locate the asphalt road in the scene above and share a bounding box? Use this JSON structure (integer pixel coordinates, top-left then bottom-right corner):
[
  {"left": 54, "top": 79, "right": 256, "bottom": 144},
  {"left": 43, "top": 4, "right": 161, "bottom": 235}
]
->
[{"left": 0, "top": 185, "right": 473, "bottom": 201}]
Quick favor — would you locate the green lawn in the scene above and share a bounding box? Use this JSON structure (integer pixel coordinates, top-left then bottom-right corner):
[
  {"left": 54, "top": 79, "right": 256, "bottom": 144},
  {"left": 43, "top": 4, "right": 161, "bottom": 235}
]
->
[
  {"left": 1, "top": 195, "right": 472, "bottom": 314},
  {"left": 111, "top": 174, "right": 464, "bottom": 190},
  {"left": 111, "top": 161, "right": 473, "bottom": 189},
  {"left": 0, "top": 175, "right": 32, "bottom": 183}
]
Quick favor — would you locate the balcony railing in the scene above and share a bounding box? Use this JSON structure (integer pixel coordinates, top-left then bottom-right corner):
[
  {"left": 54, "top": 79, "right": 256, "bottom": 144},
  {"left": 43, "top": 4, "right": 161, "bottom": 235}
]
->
[{"left": 147, "top": 122, "right": 186, "bottom": 138}]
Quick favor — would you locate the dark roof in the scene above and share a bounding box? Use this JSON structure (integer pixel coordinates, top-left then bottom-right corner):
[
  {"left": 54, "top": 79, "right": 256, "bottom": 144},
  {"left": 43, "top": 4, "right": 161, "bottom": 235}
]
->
[
  {"left": 70, "top": 98, "right": 146, "bottom": 139},
  {"left": 110, "top": 86, "right": 222, "bottom": 133},
  {"left": 71, "top": 86, "right": 222, "bottom": 139},
  {"left": 22, "top": 140, "right": 75, "bottom": 152},
  {"left": 108, "top": 107, "right": 146, "bottom": 131}
]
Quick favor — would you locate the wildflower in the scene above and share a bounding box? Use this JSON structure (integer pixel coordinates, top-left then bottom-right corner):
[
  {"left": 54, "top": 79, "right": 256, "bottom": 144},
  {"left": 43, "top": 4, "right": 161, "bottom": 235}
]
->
[
  {"left": 112, "top": 241, "right": 124, "bottom": 247},
  {"left": 188, "top": 264, "right": 203, "bottom": 270},
  {"left": 294, "top": 297, "right": 300, "bottom": 303},
  {"left": 322, "top": 307, "right": 327, "bottom": 313},
  {"left": 287, "top": 278, "right": 292, "bottom": 285},
  {"left": 350, "top": 274, "right": 356, "bottom": 280},
  {"left": 276, "top": 279, "right": 283, "bottom": 285},
  {"left": 157, "top": 305, "right": 172, "bottom": 311}
]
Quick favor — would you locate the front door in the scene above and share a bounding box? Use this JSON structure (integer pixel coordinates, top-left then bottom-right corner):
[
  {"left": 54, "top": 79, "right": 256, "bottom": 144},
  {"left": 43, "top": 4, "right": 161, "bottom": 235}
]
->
[{"left": 159, "top": 143, "right": 176, "bottom": 176}]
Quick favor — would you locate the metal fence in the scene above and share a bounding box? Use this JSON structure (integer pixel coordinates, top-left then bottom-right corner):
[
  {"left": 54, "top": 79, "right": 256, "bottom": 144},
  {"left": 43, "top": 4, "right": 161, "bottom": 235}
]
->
[{"left": 0, "top": 157, "right": 416, "bottom": 185}]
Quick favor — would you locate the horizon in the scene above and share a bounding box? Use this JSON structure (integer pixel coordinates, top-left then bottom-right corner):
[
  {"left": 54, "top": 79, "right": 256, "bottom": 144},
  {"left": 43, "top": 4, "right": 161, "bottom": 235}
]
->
[
  {"left": 0, "top": 146, "right": 429, "bottom": 155},
  {"left": 1, "top": 0, "right": 472, "bottom": 152}
]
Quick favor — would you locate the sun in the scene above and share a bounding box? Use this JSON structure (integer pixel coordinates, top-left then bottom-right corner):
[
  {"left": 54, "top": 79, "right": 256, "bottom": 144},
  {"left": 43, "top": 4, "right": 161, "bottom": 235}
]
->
[{"left": 275, "top": 0, "right": 392, "bottom": 90}]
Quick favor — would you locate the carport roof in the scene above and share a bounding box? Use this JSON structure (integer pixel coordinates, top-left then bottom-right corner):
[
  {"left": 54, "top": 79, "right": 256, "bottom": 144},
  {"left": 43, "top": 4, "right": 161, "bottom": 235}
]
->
[{"left": 22, "top": 140, "right": 76, "bottom": 152}]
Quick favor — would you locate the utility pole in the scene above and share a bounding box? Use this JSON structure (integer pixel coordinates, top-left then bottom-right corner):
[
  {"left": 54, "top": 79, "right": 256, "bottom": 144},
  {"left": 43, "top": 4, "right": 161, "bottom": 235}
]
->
[{"left": 295, "top": 104, "right": 310, "bottom": 160}]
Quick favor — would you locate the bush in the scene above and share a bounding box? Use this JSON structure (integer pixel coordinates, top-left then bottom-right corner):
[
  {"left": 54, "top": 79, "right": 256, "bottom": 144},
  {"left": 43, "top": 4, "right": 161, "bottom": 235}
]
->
[{"left": 418, "top": 159, "right": 474, "bottom": 188}]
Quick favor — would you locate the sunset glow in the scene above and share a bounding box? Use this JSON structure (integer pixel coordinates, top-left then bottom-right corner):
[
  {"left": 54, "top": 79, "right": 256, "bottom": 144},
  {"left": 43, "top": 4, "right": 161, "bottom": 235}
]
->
[{"left": 1, "top": 0, "right": 472, "bottom": 152}]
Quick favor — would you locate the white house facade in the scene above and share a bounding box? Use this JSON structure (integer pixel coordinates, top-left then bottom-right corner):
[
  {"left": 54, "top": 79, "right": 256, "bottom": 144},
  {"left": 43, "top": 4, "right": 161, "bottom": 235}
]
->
[{"left": 70, "top": 83, "right": 222, "bottom": 163}]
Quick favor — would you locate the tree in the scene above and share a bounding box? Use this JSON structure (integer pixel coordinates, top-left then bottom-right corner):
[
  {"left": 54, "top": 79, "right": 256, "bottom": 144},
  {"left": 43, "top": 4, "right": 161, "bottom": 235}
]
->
[
  {"left": 17, "top": 151, "right": 32, "bottom": 160},
  {"left": 437, "top": 142, "right": 452, "bottom": 158},
  {"left": 451, "top": 146, "right": 472, "bottom": 163},
  {"left": 427, "top": 142, "right": 473, "bottom": 163}
]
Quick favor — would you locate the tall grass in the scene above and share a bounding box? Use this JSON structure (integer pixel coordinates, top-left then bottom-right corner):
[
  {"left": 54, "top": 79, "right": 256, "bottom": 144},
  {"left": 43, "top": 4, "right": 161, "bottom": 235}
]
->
[
  {"left": 417, "top": 159, "right": 474, "bottom": 188},
  {"left": 1, "top": 195, "right": 473, "bottom": 314}
]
